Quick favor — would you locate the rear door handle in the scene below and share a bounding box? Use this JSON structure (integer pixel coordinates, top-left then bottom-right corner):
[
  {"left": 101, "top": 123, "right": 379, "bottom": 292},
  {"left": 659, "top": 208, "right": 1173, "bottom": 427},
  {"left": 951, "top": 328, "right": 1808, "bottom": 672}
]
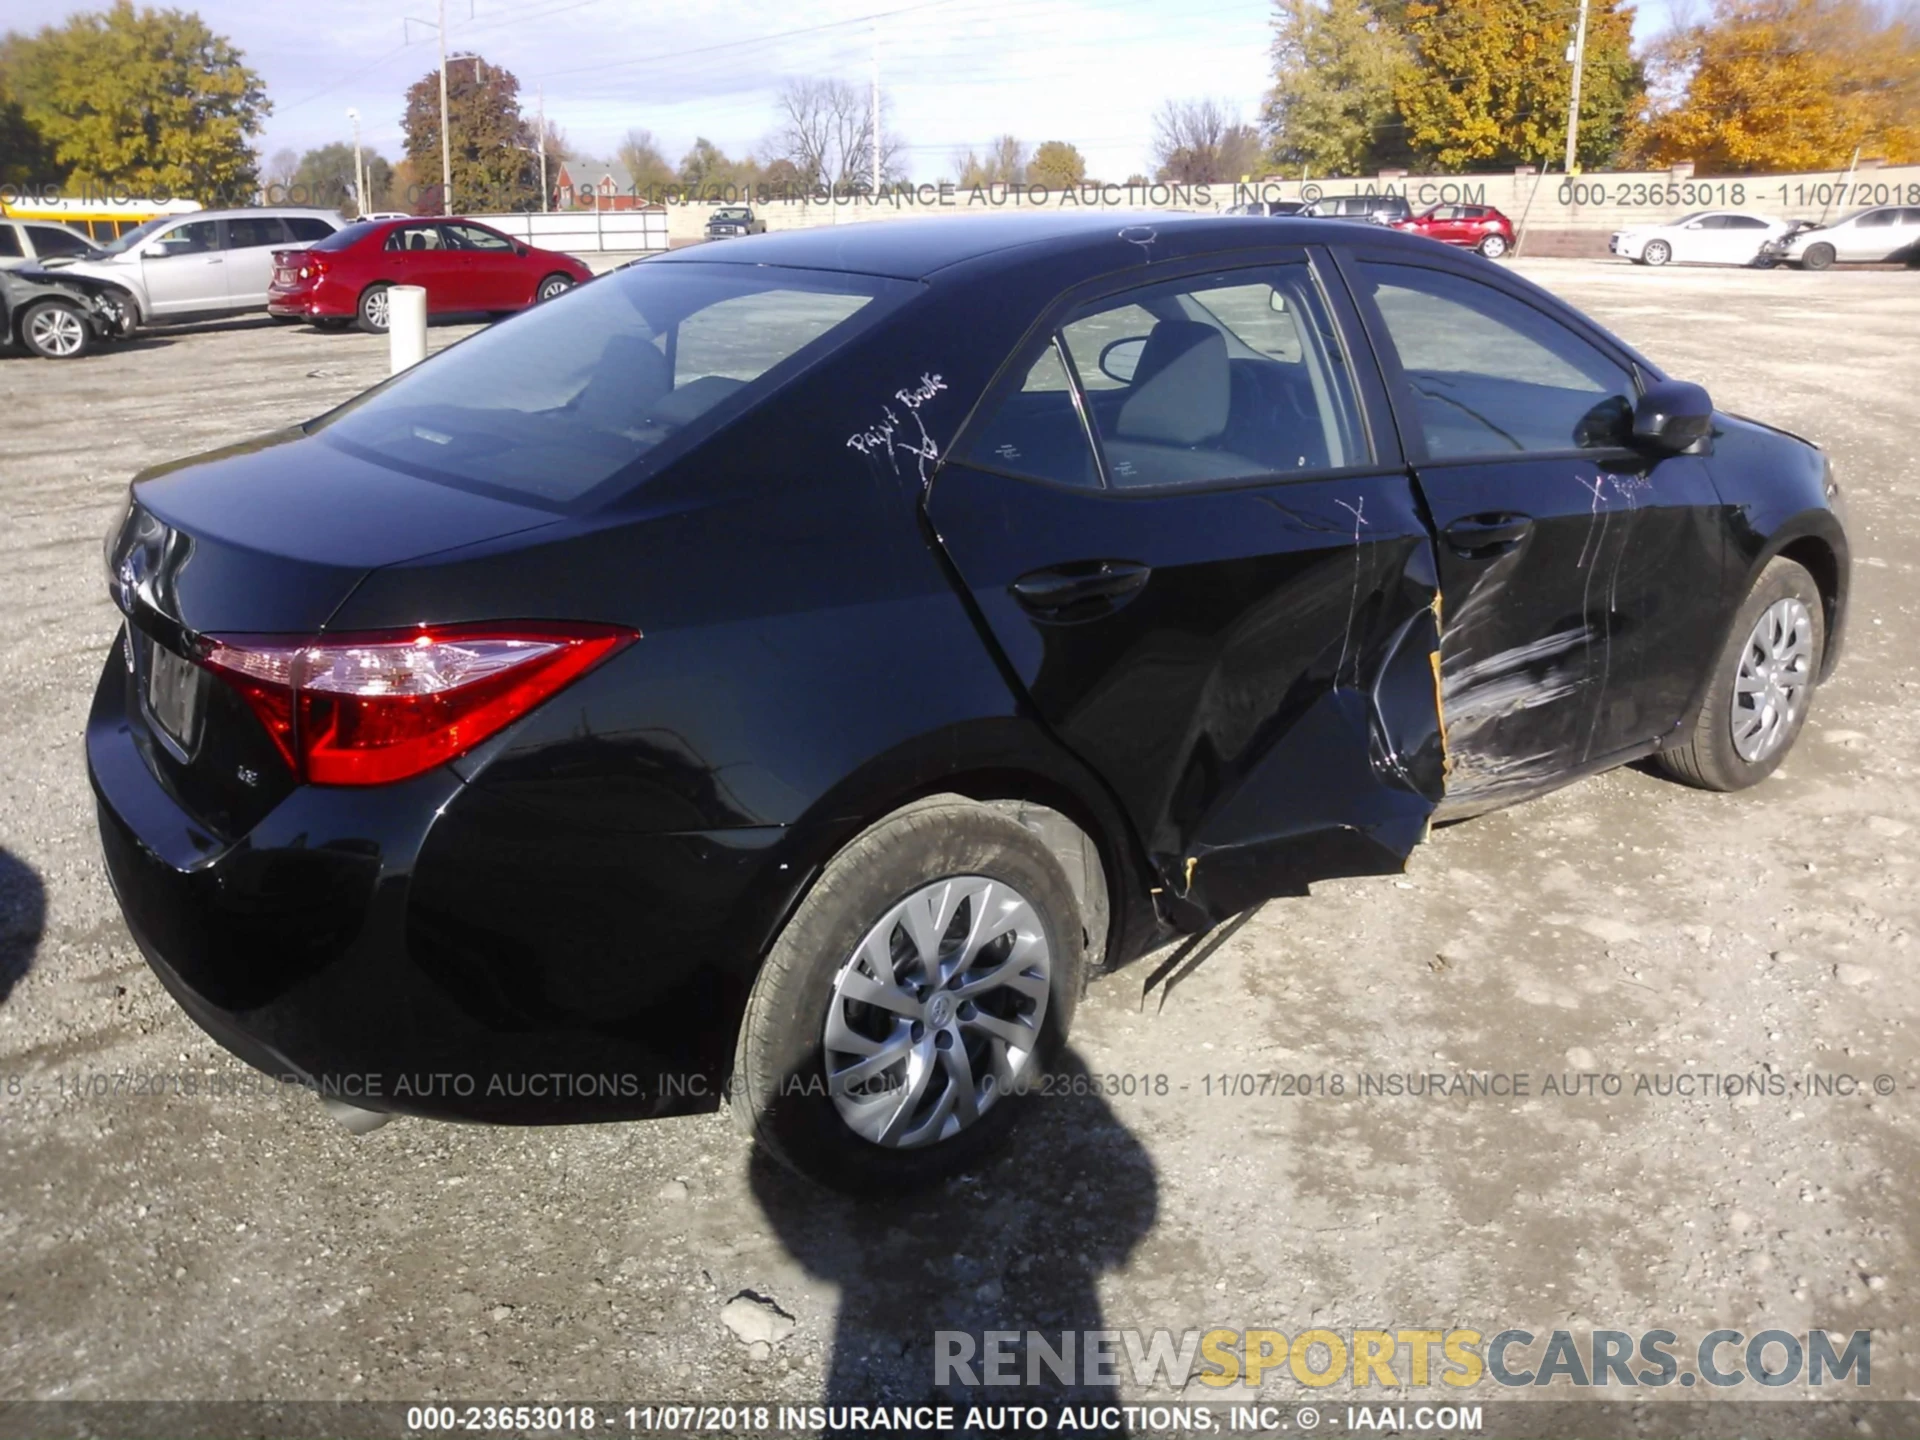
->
[
  {"left": 1011, "top": 561, "right": 1151, "bottom": 617},
  {"left": 1443, "top": 513, "right": 1534, "bottom": 558}
]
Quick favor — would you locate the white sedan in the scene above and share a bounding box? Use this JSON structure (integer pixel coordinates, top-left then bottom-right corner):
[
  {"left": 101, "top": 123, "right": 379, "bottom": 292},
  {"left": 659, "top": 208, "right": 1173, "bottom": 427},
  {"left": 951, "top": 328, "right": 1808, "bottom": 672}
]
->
[{"left": 1609, "top": 211, "right": 1790, "bottom": 267}]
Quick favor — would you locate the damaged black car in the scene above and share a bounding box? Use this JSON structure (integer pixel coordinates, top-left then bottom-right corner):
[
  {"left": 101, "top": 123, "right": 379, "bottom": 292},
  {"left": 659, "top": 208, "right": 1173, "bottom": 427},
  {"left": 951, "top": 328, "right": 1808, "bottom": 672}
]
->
[
  {"left": 2, "top": 264, "right": 133, "bottom": 359},
  {"left": 90, "top": 213, "right": 1848, "bottom": 1191}
]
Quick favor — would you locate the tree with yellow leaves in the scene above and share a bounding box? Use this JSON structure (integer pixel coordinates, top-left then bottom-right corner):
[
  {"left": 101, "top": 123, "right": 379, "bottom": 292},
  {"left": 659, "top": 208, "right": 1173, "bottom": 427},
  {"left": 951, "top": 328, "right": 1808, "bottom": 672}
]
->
[
  {"left": 1391, "top": 0, "right": 1641, "bottom": 171},
  {"left": 1634, "top": 0, "right": 1920, "bottom": 169}
]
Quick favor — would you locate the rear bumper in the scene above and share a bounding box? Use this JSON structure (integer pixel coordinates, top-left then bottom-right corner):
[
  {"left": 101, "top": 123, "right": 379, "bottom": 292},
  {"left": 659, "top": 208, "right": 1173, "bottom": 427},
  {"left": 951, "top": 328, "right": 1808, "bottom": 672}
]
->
[{"left": 87, "top": 653, "right": 788, "bottom": 1123}]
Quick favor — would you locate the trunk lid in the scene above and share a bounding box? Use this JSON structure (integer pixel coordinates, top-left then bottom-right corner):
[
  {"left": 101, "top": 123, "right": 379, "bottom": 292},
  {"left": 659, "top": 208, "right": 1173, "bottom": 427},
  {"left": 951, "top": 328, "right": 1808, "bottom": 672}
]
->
[
  {"left": 270, "top": 248, "right": 310, "bottom": 288},
  {"left": 109, "top": 428, "right": 561, "bottom": 835}
]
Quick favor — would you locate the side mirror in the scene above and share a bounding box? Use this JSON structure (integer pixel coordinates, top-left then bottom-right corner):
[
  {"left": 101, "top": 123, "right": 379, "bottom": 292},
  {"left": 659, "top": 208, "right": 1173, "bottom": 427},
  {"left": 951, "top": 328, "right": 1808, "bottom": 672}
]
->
[
  {"left": 1632, "top": 379, "right": 1714, "bottom": 453},
  {"left": 1099, "top": 335, "right": 1149, "bottom": 384}
]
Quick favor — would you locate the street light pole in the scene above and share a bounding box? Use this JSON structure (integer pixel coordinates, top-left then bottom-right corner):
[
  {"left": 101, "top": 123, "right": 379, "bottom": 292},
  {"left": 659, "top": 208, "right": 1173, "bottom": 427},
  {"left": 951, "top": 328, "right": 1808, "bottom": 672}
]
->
[
  {"left": 1563, "top": 0, "right": 1590, "bottom": 177},
  {"left": 347, "top": 107, "right": 366, "bottom": 218},
  {"left": 870, "top": 27, "right": 881, "bottom": 197},
  {"left": 437, "top": 0, "right": 453, "bottom": 214},
  {"left": 538, "top": 83, "right": 549, "bottom": 213}
]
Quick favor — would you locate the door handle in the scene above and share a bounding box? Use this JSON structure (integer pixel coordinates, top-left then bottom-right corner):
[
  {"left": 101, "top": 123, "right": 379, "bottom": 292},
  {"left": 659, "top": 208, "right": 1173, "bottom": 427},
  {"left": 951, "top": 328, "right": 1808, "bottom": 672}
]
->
[
  {"left": 1011, "top": 561, "right": 1151, "bottom": 617},
  {"left": 1443, "top": 513, "right": 1533, "bottom": 558}
]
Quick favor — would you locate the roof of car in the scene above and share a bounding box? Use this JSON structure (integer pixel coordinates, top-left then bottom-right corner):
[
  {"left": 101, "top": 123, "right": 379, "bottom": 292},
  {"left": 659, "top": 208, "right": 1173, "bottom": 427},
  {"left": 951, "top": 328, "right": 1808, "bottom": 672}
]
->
[{"left": 651, "top": 210, "right": 1427, "bottom": 280}]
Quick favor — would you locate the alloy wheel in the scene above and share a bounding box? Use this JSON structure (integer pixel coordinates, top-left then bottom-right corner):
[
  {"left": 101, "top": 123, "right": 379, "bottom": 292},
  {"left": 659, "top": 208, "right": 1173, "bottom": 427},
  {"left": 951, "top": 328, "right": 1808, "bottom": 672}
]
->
[
  {"left": 539, "top": 277, "right": 572, "bottom": 301},
  {"left": 364, "top": 289, "right": 390, "bottom": 330},
  {"left": 822, "top": 875, "right": 1050, "bottom": 1149},
  {"left": 1480, "top": 234, "right": 1509, "bottom": 259},
  {"left": 27, "top": 305, "right": 85, "bottom": 357},
  {"left": 1732, "top": 596, "right": 1814, "bottom": 763}
]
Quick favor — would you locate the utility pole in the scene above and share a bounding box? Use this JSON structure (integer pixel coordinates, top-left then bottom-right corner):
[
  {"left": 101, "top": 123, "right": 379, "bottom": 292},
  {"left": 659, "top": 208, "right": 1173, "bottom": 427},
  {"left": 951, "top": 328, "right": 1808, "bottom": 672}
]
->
[
  {"left": 1563, "top": 0, "right": 1590, "bottom": 177},
  {"left": 537, "top": 84, "right": 549, "bottom": 213},
  {"left": 437, "top": 0, "right": 453, "bottom": 214},
  {"left": 870, "top": 26, "right": 881, "bottom": 197},
  {"left": 347, "top": 107, "right": 366, "bottom": 217}
]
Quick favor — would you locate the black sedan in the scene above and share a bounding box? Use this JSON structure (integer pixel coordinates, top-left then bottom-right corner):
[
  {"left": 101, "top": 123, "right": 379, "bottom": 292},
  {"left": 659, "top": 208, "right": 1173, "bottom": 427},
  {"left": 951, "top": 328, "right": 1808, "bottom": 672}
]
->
[{"left": 91, "top": 213, "right": 1848, "bottom": 1192}]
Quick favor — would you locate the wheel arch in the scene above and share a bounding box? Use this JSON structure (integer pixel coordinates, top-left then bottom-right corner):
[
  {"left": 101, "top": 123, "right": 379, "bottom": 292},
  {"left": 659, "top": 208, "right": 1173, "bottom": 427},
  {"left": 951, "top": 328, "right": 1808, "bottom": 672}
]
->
[{"left": 748, "top": 723, "right": 1163, "bottom": 990}]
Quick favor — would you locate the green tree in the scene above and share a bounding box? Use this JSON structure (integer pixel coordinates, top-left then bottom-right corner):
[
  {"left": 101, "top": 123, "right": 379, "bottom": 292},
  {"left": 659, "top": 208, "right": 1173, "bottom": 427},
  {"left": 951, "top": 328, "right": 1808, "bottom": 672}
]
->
[
  {"left": 1263, "top": 0, "right": 1413, "bottom": 176},
  {"left": 1392, "top": 0, "right": 1640, "bottom": 171},
  {"left": 1, "top": 1, "right": 268, "bottom": 199},
  {"left": 616, "top": 127, "right": 675, "bottom": 195},
  {"left": 1634, "top": 0, "right": 1919, "bottom": 169},
  {"left": 1027, "top": 139, "right": 1088, "bottom": 187},
  {"left": 401, "top": 54, "right": 539, "bottom": 213},
  {"left": 678, "top": 136, "right": 762, "bottom": 194},
  {"left": 285, "top": 141, "right": 393, "bottom": 212},
  {"left": 0, "top": 75, "right": 61, "bottom": 185}
]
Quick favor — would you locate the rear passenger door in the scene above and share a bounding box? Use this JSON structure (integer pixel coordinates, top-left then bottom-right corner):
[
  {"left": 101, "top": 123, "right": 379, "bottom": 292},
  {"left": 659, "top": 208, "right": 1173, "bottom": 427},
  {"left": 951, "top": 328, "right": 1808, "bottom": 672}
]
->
[
  {"left": 221, "top": 214, "right": 291, "bottom": 308},
  {"left": 927, "top": 251, "right": 1447, "bottom": 924},
  {"left": 1339, "top": 249, "right": 1724, "bottom": 814}
]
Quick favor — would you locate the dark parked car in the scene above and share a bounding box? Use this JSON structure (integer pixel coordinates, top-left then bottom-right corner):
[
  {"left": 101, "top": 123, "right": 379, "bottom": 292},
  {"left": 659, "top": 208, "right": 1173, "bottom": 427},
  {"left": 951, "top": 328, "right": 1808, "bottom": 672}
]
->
[
  {"left": 91, "top": 214, "right": 1848, "bottom": 1191},
  {"left": 1304, "top": 192, "right": 1413, "bottom": 225},
  {"left": 1395, "top": 203, "right": 1516, "bottom": 258},
  {"left": 2, "top": 265, "right": 134, "bottom": 358},
  {"left": 267, "top": 217, "right": 592, "bottom": 332},
  {"left": 704, "top": 205, "right": 767, "bottom": 240}
]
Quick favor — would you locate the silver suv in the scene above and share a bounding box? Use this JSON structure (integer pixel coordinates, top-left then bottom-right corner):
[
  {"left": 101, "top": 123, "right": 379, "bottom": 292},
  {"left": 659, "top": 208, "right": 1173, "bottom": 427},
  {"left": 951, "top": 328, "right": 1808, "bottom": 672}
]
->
[
  {"left": 1766, "top": 205, "right": 1920, "bottom": 269},
  {"left": 40, "top": 208, "right": 342, "bottom": 325}
]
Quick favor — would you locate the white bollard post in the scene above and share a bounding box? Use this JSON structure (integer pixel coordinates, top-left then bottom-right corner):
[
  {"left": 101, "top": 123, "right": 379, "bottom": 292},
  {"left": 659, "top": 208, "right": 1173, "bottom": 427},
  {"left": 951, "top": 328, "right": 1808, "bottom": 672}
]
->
[{"left": 388, "top": 285, "right": 428, "bottom": 375}]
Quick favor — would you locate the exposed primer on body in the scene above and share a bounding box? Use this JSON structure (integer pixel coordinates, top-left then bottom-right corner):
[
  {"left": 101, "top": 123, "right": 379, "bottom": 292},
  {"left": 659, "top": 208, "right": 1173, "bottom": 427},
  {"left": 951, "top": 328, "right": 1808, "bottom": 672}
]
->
[
  {"left": 1117, "top": 225, "right": 1157, "bottom": 261},
  {"left": 845, "top": 373, "right": 949, "bottom": 485},
  {"left": 1575, "top": 470, "right": 1653, "bottom": 760}
]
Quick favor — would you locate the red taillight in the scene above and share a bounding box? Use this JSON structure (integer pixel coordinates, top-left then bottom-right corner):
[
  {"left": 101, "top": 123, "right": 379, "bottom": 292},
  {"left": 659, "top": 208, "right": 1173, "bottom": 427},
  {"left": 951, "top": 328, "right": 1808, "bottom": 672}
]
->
[{"left": 201, "top": 622, "right": 636, "bottom": 786}]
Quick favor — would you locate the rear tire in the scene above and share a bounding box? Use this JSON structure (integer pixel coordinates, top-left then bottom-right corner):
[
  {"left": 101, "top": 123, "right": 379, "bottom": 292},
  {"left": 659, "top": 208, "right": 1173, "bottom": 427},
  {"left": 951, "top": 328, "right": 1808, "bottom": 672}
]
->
[
  {"left": 356, "top": 283, "right": 392, "bottom": 334},
  {"left": 1658, "top": 558, "right": 1824, "bottom": 792},
  {"left": 1478, "top": 233, "right": 1509, "bottom": 259},
  {"left": 1801, "top": 242, "right": 1836, "bottom": 271},
  {"left": 19, "top": 299, "right": 92, "bottom": 359},
  {"left": 1643, "top": 239, "right": 1672, "bottom": 266},
  {"left": 730, "top": 795, "right": 1085, "bottom": 1194}
]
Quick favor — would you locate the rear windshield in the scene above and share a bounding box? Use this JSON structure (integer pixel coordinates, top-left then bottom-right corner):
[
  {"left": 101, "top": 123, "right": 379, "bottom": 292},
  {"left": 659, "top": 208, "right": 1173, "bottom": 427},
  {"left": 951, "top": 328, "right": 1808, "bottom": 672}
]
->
[
  {"left": 314, "top": 261, "right": 913, "bottom": 508},
  {"left": 315, "top": 222, "right": 379, "bottom": 251}
]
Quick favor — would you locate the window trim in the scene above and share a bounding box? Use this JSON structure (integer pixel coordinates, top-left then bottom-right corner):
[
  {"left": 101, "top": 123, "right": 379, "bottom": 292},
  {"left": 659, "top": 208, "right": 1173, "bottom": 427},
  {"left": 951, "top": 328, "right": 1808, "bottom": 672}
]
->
[
  {"left": 946, "top": 245, "right": 1401, "bottom": 499},
  {"left": 1329, "top": 246, "right": 1653, "bottom": 469}
]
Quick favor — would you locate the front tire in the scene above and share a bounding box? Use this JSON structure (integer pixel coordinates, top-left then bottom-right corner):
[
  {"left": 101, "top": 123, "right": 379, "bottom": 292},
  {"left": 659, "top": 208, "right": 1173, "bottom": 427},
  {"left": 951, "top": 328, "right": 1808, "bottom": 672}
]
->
[
  {"left": 19, "top": 299, "right": 92, "bottom": 359},
  {"left": 356, "top": 283, "right": 392, "bottom": 334},
  {"left": 731, "top": 795, "right": 1085, "bottom": 1194},
  {"left": 1478, "top": 233, "right": 1509, "bottom": 259},
  {"left": 535, "top": 273, "right": 574, "bottom": 302},
  {"left": 1643, "top": 239, "right": 1672, "bottom": 267},
  {"left": 1801, "top": 242, "right": 1836, "bottom": 271},
  {"left": 1658, "top": 558, "right": 1824, "bottom": 791}
]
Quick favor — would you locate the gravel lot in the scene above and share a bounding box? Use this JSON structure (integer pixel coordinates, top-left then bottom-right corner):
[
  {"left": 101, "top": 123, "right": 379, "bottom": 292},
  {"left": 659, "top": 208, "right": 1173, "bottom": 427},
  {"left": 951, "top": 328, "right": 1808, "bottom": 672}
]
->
[{"left": 1, "top": 260, "right": 1915, "bottom": 1421}]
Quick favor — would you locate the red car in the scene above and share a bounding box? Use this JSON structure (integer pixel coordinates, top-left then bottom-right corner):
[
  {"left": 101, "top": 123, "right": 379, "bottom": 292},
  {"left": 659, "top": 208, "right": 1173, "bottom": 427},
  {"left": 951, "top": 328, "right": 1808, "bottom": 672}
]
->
[
  {"left": 267, "top": 217, "right": 592, "bottom": 333},
  {"left": 1394, "top": 203, "right": 1516, "bottom": 259}
]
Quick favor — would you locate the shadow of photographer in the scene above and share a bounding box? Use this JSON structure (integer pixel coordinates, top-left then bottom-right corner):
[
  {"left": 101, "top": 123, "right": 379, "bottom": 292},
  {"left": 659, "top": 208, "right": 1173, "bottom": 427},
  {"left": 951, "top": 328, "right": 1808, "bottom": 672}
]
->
[{"left": 748, "top": 1049, "right": 1158, "bottom": 1438}]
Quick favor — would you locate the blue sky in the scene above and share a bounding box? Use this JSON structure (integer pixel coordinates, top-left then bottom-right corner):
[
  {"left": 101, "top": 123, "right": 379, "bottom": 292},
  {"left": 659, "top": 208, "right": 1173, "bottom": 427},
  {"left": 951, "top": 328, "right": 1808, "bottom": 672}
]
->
[{"left": 5, "top": 0, "right": 1681, "bottom": 183}]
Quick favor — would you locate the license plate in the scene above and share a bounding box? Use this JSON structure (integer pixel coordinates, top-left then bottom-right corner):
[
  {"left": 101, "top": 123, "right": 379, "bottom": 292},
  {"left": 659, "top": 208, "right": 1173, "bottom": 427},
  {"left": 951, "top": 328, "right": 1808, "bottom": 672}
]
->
[{"left": 146, "top": 641, "right": 204, "bottom": 755}]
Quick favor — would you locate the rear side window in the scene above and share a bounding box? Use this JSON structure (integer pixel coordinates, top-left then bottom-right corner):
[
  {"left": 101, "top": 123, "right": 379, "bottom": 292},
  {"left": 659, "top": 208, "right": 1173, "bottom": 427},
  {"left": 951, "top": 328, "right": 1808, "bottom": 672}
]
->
[
  {"left": 317, "top": 261, "right": 912, "bottom": 508},
  {"left": 314, "top": 222, "right": 378, "bottom": 251},
  {"left": 960, "top": 261, "right": 1366, "bottom": 490},
  {"left": 1857, "top": 209, "right": 1894, "bottom": 227},
  {"left": 285, "top": 216, "right": 336, "bottom": 242},
  {"left": 0, "top": 226, "right": 19, "bottom": 258},
  {"left": 1359, "top": 260, "right": 1635, "bottom": 459},
  {"left": 227, "top": 215, "right": 290, "bottom": 249},
  {"left": 387, "top": 224, "right": 446, "bottom": 251}
]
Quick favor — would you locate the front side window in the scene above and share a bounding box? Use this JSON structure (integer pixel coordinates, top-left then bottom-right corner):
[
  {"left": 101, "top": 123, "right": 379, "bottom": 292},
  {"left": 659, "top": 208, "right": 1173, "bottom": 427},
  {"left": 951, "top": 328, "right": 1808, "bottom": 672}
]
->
[
  {"left": 1359, "top": 260, "right": 1636, "bottom": 460},
  {"left": 153, "top": 220, "right": 219, "bottom": 255},
  {"left": 444, "top": 223, "right": 513, "bottom": 251},
  {"left": 1856, "top": 209, "right": 1894, "bottom": 228},
  {"left": 316, "top": 261, "right": 911, "bottom": 508}
]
